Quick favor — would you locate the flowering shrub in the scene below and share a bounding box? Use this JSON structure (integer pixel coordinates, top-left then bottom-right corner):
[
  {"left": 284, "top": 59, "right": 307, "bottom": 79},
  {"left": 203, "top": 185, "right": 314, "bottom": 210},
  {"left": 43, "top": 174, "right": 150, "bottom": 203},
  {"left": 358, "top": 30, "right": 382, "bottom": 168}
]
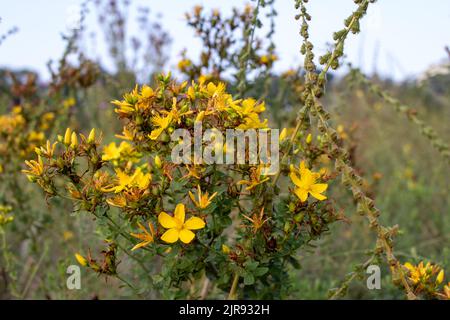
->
[{"left": 23, "top": 76, "right": 341, "bottom": 298}]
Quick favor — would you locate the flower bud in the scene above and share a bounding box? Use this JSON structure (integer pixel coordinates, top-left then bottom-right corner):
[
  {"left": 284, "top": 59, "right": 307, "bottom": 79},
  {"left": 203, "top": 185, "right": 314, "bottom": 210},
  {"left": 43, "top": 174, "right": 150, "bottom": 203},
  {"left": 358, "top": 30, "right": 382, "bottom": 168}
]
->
[
  {"left": 196, "top": 111, "right": 205, "bottom": 122},
  {"left": 436, "top": 269, "right": 444, "bottom": 285},
  {"left": 222, "top": 244, "right": 231, "bottom": 254},
  {"left": 306, "top": 133, "right": 312, "bottom": 144},
  {"left": 279, "top": 128, "right": 287, "bottom": 142},
  {"left": 154, "top": 155, "right": 162, "bottom": 169},
  {"left": 63, "top": 128, "right": 72, "bottom": 146},
  {"left": 75, "top": 253, "right": 87, "bottom": 266},
  {"left": 70, "top": 132, "right": 78, "bottom": 149},
  {"left": 88, "top": 128, "right": 96, "bottom": 144}
]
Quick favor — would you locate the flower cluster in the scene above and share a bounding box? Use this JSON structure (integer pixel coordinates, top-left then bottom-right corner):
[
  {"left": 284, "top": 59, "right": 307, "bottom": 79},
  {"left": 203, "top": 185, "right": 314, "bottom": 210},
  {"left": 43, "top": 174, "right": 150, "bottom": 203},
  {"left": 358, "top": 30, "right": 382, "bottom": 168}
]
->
[
  {"left": 0, "top": 105, "right": 54, "bottom": 172},
  {"left": 23, "top": 75, "right": 337, "bottom": 299},
  {"left": 404, "top": 261, "right": 448, "bottom": 299}
]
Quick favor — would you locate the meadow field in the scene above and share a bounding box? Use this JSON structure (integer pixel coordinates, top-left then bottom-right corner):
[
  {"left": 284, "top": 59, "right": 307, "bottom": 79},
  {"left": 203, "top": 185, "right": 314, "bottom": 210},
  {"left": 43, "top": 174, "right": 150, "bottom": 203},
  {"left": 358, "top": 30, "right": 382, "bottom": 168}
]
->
[{"left": 0, "top": 0, "right": 449, "bottom": 300}]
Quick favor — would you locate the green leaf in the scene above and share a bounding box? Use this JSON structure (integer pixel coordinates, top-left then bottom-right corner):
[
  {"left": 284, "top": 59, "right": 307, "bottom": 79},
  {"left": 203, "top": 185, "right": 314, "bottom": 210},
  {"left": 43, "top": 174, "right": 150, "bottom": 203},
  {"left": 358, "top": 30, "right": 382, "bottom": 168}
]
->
[
  {"left": 254, "top": 267, "right": 269, "bottom": 277},
  {"left": 243, "top": 273, "right": 255, "bottom": 285},
  {"left": 244, "top": 260, "right": 259, "bottom": 271}
]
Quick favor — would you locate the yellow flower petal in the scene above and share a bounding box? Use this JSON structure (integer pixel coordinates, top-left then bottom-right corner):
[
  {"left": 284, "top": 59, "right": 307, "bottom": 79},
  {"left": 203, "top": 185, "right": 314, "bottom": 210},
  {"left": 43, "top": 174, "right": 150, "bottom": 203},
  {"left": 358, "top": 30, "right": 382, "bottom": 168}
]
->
[
  {"left": 158, "top": 212, "right": 177, "bottom": 229},
  {"left": 149, "top": 127, "right": 164, "bottom": 140},
  {"left": 289, "top": 172, "right": 302, "bottom": 187},
  {"left": 404, "top": 262, "right": 414, "bottom": 271},
  {"left": 161, "top": 229, "right": 179, "bottom": 243},
  {"left": 309, "top": 191, "right": 327, "bottom": 201},
  {"left": 184, "top": 217, "right": 206, "bottom": 230},
  {"left": 174, "top": 203, "right": 185, "bottom": 223},
  {"left": 299, "top": 161, "right": 307, "bottom": 174},
  {"left": 437, "top": 269, "right": 445, "bottom": 285},
  {"left": 131, "top": 241, "right": 151, "bottom": 251},
  {"left": 310, "top": 183, "right": 328, "bottom": 194},
  {"left": 294, "top": 188, "right": 308, "bottom": 202},
  {"left": 188, "top": 191, "right": 198, "bottom": 206},
  {"left": 179, "top": 229, "right": 195, "bottom": 244}
]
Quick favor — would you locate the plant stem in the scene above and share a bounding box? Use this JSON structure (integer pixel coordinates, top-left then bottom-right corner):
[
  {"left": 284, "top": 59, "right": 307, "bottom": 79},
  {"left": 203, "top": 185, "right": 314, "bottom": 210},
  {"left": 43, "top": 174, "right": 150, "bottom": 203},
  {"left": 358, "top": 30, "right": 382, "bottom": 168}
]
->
[
  {"left": 21, "top": 243, "right": 48, "bottom": 299},
  {"left": 227, "top": 273, "right": 240, "bottom": 300}
]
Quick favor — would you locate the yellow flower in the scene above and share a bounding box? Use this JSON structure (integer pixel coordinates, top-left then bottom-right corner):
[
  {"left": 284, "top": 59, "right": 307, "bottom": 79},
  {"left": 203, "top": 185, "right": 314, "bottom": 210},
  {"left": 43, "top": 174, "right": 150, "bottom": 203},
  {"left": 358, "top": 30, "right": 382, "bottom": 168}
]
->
[
  {"left": 75, "top": 253, "right": 87, "bottom": 266},
  {"left": 63, "top": 231, "right": 74, "bottom": 241},
  {"left": 149, "top": 113, "right": 172, "bottom": 140},
  {"left": 104, "top": 168, "right": 151, "bottom": 193},
  {"left": 404, "top": 262, "right": 422, "bottom": 284},
  {"left": 106, "top": 194, "right": 127, "bottom": 208},
  {"left": 189, "top": 185, "right": 218, "bottom": 209},
  {"left": 112, "top": 99, "right": 135, "bottom": 115},
  {"left": 12, "top": 105, "right": 22, "bottom": 114},
  {"left": 116, "top": 127, "right": 135, "bottom": 141},
  {"left": 204, "top": 82, "right": 226, "bottom": 98},
  {"left": 290, "top": 161, "right": 328, "bottom": 202},
  {"left": 231, "top": 98, "right": 265, "bottom": 117},
  {"left": 237, "top": 114, "right": 268, "bottom": 130},
  {"left": 130, "top": 222, "right": 155, "bottom": 251},
  {"left": 260, "top": 55, "right": 269, "bottom": 64},
  {"left": 28, "top": 130, "right": 45, "bottom": 142},
  {"left": 158, "top": 203, "right": 205, "bottom": 244},
  {"left": 242, "top": 207, "right": 269, "bottom": 234},
  {"left": 443, "top": 283, "right": 450, "bottom": 299},
  {"left": 111, "top": 85, "right": 139, "bottom": 116},
  {"left": 166, "top": 97, "right": 193, "bottom": 123},
  {"left": 187, "top": 86, "right": 196, "bottom": 100},
  {"left": 102, "top": 141, "right": 138, "bottom": 163},
  {"left": 36, "top": 140, "right": 58, "bottom": 158},
  {"left": 63, "top": 97, "right": 76, "bottom": 109},
  {"left": 237, "top": 165, "right": 270, "bottom": 191},
  {"left": 23, "top": 156, "right": 45, "bottom": 177},
  {"left": 259, "top": 54, "right": 277, "bottom": 65},
  {"left": 102, "top": 142, "right": 122, "bottom": 161},
  {"left": 132, "top": 168, "right": 152, "bottom": 189},
  {"left": 140, "top": 85, "right": 154, "bottom": 99},
  {"left": 404, "top": 261, "right": 443, "bottom": 286},
  {"left": 182, "top": 164, "right": 202, "bottom": 180},
  {"left": 222, "top": 244, "right": 231, "bottom": 254},
  {"left": 177, "top": 58, "right": 192, "bottom": 71}
]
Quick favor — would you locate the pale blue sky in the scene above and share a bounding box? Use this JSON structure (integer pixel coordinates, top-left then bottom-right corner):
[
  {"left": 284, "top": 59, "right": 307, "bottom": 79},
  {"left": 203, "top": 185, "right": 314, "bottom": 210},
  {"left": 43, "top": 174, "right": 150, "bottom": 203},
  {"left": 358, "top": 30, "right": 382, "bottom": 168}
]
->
[{"left": 1, "top": 0, "right": 449, "bottom": 81}]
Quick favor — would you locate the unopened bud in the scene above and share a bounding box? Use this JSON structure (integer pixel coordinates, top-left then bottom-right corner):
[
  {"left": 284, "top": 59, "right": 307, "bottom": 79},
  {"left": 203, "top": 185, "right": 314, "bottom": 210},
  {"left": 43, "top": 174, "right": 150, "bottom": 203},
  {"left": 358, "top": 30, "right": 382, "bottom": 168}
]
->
[
  {"left": 70, "top": 132, "right": 78, "bottom": 148},
  {"left": 154, "top": 155, "right": 162, "bottom": 169},
  {"left": 64, "top": 128, "right": 72, "bottom": 146},
  {"left": 88, "top": 128, "right": 96, "bottom": 144}
]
